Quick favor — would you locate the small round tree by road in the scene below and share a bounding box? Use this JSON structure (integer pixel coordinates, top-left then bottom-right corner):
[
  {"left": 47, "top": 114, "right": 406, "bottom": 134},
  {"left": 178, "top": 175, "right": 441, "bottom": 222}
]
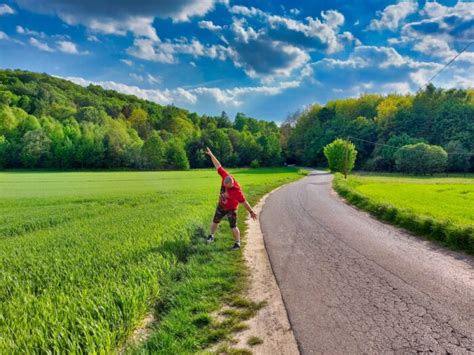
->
[
  {"left": 323, "top": 138, "right": 357, "bottom": 178},
  {"left": 394, "top": 143, "right": 447, "bottom": 175}
]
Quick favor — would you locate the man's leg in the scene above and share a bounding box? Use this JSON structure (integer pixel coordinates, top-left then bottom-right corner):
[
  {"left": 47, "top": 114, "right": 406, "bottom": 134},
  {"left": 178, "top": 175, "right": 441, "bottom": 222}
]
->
[
  {"left": 208, "top": 206, "right": 225, "bottom": 243},
  {"left": 228, "top": 210, "right": 241, "bottom": 250},
  {"left": 231, "top": 227, "right": 240, "bottom": 242},
  {"left": 210, "top": 222, "right": 219, "bottom": 235}
]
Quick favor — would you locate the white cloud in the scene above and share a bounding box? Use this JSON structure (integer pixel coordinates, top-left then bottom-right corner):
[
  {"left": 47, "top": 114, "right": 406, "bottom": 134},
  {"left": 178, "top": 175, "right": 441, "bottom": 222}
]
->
[
  {"left": 0, "top": 4, "right": 14, "bottom": 15},
  {"left": 16, "top": 25, "right": 46, "bottom": 38},
  {"left": 198, "top": 20, "right": 222, "bottom": 31},
  {"left": 368, "top": 0, "right": 418, "bottom": 31},
  {"left": 64, "top": 75, "right": 300, "bottom": 107},
  {"left": 0, "top": 30, "right": 23, "bottom": 44},
  {"left": 87, "top": 35, "right": 99, "bottom": 42},
  {"left": 289, "top": 8, "right": 300, "bottom": 16},
  {"left": 14, "top": 0, "right": 228, "bottom": 40},
  {"left": 121, "top": 59, "right": 133, "bottom": 66},
  {"left": 29, "top": 37, "right": 54, "bottom": 52},
  {"left": 57, "top": 40, "right": 81, "bottom": 54},
  {"left": 127, "top": 37, "right": 230, "bottom": 64},
  {"left": 130, "top": 73, "right": 161, "bottom": 85},
  {"left": 310, "top": 45, "right": 443, "bottom": 95},
  {"left": 229, "top": 5, "right": 265, "bottom": 17},
  {"left": 321, "top": 10, "right": 344, "bottom": 29},
  {"left": 413, "top": 36, "right": 457, "bottom": 59}
]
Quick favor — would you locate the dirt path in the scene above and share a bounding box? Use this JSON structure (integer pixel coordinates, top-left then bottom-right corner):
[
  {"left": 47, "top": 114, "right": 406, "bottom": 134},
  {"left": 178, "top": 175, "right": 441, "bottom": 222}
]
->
[
  {"left": 260, "top": 171, "right": 474, "bottom": 354},
  {"left": 231, "top": 187, "right": 299, "bottom": 354}
]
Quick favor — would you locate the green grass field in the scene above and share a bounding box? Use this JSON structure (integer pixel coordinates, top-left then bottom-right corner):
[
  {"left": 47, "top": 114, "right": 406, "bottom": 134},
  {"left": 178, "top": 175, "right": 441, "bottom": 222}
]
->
[
  {"left": 348, "top": 174, "right": 474, "bottom": 226},
  {"left": 0, "top": 168, "right": 302, "bottom": 353},
  {"left": 334, "top": 173, "right": 474, "bottom": 253}
]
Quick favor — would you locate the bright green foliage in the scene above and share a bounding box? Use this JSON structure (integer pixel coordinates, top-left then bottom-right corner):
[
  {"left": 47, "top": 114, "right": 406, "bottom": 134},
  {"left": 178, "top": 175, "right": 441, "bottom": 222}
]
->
[
  {"left": 0, "top": 69, "right": 283, "bottom": 170},
  {"left": 394, "top": 143, "right": 447, "bottom": 174},
  {"left": 142, "top": 131, "right": 165, "bottom": 169},
  {"left": 164, "top": 139, "right": 189, "bottom": 170},
  {"left": 323, "top": 138, "right": 357, "bottom": 174},
  {"left": 286, "top": 85, "right": 474, "bottom": 172},
  {"left": 334, "top": 173, "right": 474, "bottom": 253},
  {"left": 0, "top": 168, "right": 302, "bottom": 353}
]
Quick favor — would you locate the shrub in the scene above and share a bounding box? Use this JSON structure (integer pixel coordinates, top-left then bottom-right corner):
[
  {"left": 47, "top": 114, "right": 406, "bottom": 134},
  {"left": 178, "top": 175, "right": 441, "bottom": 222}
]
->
[
  {"left": 323, "top": 138, "right": 357, "bottom": 175},
  {"left": 394, "top": 143, "right": 447, "bottom": 174}
]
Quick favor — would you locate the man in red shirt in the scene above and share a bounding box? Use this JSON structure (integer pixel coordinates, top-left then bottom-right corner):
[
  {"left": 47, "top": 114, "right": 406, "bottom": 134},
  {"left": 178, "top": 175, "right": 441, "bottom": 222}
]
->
[{"left": 206, "top": 147, "right": 257, "bottom": 250}]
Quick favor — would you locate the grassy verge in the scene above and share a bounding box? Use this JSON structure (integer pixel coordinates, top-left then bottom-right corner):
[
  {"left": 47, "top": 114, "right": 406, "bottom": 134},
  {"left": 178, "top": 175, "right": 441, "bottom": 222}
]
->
[{"left": 333, "top": 173, "right": 474, "bottom": 254}]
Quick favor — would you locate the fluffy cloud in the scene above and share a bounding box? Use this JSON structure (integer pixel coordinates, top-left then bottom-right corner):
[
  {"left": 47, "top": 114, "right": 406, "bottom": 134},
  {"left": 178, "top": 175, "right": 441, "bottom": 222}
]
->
[
  {"left": 57, "top": 40, "right": 79, "bottom": 54},
  {"left": 230, "top": 35, "right": 309, "bottom": 79},
  {"left": 403, "top": 1, "right": 474, "bottom": 41},
  {"left": 130, "top": 73, "right": 161, "bottom": 85},
  {"left": 198, "top": 20, "right": 222, "bottom": 32},
  {"left": 368, "top": 0, "right": 418, "bottom": 31},
  {"left": 0, "top": 4, "right": 14, "bottom": 15},
  {"left": 14, "top": 0, "right": 227, "bottom": 39},
  {"left": 311, "top": 46, "right": 442, "bottom": 95},
  {"left": 64, "top": 75, "right": 300, "bottom": 107},
  {"left": 127, "top": 37, "right": 230, "bottom": 64},
  {"left": 29, "top": 37, "right": 54, "bottom": 52},
  {"left": 386, "top": 1, "right": 474, "bottom": 65},
  {"left": 230, "top": 5, "right": 353, "bottom": 54}
]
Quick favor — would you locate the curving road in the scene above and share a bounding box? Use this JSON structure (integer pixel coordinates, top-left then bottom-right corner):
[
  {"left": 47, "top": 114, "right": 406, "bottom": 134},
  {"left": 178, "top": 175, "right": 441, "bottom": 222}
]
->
[{"left": 260, "top": 171, "right": 474, "bottom": 354}]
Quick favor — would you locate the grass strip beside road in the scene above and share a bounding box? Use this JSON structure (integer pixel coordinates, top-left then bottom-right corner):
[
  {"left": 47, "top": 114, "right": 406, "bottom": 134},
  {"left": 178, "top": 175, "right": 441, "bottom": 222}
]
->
[{"left": 333, "top": 173, "right": 474, "bottom": 254}]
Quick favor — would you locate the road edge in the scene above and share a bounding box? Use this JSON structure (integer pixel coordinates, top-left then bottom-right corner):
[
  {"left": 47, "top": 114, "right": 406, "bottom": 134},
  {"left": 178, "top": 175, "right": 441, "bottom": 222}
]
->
[{"left": 231, "top": 184, "right": 300, "bottom": 354}]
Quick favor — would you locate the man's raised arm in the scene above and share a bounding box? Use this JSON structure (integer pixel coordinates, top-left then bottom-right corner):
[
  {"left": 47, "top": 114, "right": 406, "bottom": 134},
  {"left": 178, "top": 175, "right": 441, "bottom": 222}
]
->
[{"left": 205, "top": 147, "right": 221, "bottom": 169}]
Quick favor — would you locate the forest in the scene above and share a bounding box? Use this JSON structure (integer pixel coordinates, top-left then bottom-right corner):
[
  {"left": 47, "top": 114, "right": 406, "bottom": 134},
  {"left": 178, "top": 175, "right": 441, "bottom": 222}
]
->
[
  {"left": 284, "top": 84, "right": 474, "bottom": 172},
  {"left": 1, "top": 69, "right": 473, "bottom": 172},
  {"left": 0, "top": 69, "right": 281, "bottom": 170}
]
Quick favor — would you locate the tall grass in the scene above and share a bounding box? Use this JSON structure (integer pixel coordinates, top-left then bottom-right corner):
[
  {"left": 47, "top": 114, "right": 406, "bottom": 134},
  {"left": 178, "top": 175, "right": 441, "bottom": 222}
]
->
[{"left": 0, "top": 168, "right": 302, "bottom": 353}]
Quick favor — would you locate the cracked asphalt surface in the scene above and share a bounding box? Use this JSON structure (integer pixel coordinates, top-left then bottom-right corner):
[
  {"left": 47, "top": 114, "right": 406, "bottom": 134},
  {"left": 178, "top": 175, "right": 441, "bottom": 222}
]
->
[{"left": 260, "top": 171, "right": 474, "bottom": 354}]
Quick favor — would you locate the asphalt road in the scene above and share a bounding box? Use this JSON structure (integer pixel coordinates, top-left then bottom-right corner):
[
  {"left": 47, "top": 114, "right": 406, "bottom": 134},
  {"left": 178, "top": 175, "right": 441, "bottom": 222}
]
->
[{"left": 260, "top": 171, "right": 474, "bottom": 354}]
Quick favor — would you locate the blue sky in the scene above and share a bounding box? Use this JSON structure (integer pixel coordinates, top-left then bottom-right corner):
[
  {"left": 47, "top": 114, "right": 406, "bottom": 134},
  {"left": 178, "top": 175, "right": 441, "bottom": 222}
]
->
[{"left": 0, "top": 0, "right": 473, "bottom": 122}]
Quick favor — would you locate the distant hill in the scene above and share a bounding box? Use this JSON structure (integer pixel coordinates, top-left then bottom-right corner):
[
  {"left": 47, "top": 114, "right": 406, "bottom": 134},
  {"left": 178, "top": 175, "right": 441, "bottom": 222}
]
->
[{"left": 0, "top": 69, "right": 282, "bottom": 169}]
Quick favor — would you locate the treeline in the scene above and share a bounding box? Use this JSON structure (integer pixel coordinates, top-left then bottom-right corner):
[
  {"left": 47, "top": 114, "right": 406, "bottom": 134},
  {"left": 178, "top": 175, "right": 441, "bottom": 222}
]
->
[
  {"left": 283, "top": 84, "right": 474, "bottom": 172},
  {"left": 0, "top": 69, "right": 281, "bottom": 170}
]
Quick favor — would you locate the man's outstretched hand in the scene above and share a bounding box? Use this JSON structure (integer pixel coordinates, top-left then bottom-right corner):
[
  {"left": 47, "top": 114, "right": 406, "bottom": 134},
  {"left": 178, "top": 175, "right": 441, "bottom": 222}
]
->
[
  {"left": 206, "top": 147, "right": 222, "bottom": 168},
  {"left": 250, "top": 210, "right": 258, "bottom": 221}
]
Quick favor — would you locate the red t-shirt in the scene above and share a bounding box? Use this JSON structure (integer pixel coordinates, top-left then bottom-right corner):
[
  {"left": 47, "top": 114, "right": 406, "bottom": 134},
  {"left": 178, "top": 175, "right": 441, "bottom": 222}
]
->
[{"left": 217, "top": 166, "right": 246, "bottom": 210}]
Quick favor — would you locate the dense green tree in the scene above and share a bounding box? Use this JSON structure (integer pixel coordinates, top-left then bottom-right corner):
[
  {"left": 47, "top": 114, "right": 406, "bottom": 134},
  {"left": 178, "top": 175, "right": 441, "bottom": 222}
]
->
[
  {"left": 20, "top": 129, "right": 51, "bottom": 168},
  {"left": 445, "top": 141, "right": 471, "bottom": 173},
  {"left": 142, "top": 131, "right": 165, "bottom": 169},
  {"left": 323, "top": 138, "right": 357, "bottom": 176},
  {"left": 394, "top": 143, "right": 447, "bottom": 174},
  {"left": 164, "top": 139, "right": 189, "bottom": 170}
]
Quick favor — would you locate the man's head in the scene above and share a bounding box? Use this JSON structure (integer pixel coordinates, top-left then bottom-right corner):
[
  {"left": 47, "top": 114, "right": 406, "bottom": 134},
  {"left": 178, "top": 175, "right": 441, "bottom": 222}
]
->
[{"left": 223, "top": 176, "right": 234, "bottom": 188}]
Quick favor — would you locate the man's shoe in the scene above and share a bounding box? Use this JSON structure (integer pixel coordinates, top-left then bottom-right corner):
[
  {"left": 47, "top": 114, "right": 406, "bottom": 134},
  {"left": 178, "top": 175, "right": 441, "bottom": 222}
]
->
[
  {"left": 231, "top": 242, "right": 241, "bottom": 251},
  {"left": 206, "top": 235, "right": 215, "bottom": 243}
]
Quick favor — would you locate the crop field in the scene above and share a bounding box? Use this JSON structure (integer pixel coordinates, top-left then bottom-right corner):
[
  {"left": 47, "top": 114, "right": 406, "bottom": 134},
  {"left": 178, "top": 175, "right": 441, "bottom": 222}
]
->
[
  {"left": 0, "top": 168, "right": 302, "bottom": 353},
  {"left": 335, "top": 173, "right": 474, "bottom": 253},
  {"left": 347, "top": 174, "right": 474, "bottom": 226}
]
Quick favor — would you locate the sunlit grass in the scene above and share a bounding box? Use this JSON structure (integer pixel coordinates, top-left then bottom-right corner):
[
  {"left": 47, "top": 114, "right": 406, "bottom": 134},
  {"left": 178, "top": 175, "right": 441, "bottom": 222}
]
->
[
  {"left": 0, "top": 168, "right": 302, "bottom": 353},
  {"left": 348, "top": 174, "right": 474, "bottom": 226}
]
